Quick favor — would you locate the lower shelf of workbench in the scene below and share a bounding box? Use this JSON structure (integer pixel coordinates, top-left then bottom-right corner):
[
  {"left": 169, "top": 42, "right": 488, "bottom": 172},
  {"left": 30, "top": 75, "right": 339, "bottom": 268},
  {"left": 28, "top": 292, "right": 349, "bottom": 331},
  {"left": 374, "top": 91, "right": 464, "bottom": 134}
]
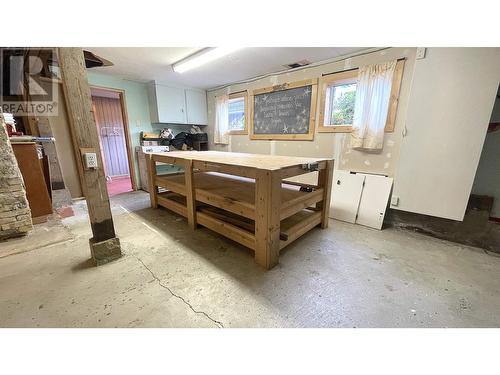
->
[{"left": 156, "top": 191, "right": 322, "bottom": 251}]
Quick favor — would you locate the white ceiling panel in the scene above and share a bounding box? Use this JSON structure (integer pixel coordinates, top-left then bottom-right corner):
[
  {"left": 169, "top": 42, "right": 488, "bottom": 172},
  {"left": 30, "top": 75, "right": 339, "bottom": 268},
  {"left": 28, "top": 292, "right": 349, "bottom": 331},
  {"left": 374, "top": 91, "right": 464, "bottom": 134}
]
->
[{"left": 86, "top": 47, "right": 370, "bottom": 90}]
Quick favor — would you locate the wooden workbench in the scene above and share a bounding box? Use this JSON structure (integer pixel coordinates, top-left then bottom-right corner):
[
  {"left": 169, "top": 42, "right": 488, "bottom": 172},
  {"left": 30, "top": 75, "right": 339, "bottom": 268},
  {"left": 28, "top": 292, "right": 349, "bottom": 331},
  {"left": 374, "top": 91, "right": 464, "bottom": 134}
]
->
[{"left": 146, "top": 151, "right": 334, "bottom": 269}]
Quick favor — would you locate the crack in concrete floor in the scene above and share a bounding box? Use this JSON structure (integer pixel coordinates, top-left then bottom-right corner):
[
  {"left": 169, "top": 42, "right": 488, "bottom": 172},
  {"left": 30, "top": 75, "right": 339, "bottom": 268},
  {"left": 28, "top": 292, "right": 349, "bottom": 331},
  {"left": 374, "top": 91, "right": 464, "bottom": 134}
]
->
[{"left": 134, "top": 256, "right": 224, "bottom": 328}]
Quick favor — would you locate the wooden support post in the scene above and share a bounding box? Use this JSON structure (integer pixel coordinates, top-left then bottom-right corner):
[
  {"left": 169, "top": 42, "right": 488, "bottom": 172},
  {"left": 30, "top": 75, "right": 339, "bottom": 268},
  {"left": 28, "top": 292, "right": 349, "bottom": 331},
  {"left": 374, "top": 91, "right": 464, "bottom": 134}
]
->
[
  {"left": 58, "top": 48, "right": 121, "bottom": 266},
  {"left": 255, "top": 169, "right": 281, "bottom": 269},
  {"left": 184, "top": 159, "right": 197, "bottom": 229},
  {"left": 146, "top": 154, "right": 158, "bottom": 208},
  {"left": 317, "top": 160, "right": 334, "bottom": 229}
]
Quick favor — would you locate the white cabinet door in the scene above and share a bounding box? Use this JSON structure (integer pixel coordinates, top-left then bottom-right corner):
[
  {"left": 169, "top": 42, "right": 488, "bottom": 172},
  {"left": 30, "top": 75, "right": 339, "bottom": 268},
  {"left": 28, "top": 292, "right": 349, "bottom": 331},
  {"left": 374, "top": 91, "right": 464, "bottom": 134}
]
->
[
  {"left": 393, "top": 48, "right": 500, "bottom": 220},
  {"left": 185, "top": 89, "right": 208, "bottom": 125},
  {"left": 330, "top": 170, "right": 365, "bottom": 223},
  {"left": 155, "top": 85, "right": 187, "bottom": 124},
  {"left": 356, "top": 174, "right": 393, "bottom": 230}
]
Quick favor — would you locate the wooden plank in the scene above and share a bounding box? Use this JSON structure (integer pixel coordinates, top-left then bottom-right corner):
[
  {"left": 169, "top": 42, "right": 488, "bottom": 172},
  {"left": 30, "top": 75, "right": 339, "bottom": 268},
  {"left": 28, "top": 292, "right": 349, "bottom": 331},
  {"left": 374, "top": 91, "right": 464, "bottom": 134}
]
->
[
  {"left": 280, "top": 161, "right": 326, "bottom": 179},
  {"left": 384, "top": 59, "right": 405, "bottom": 132},
  {"left": 280, "top": 188, "right": 324, "bottom": 221},
  {"left": 157, "top": 193, "right": 187, "bottom": 217},
  {"left": 317, "top": 159, "right": 334, "bottom": 228},
  {"left": 192, "top": 160, "right": 257, "bottom": 179},
  {"left": 184, "top": 159, "right": 197, "bottom": 229},
  {"left": 58, "top": 48, "right": 118, "bottom": 244},
  {"left": 195, "top": 188, "right": 255, "bottom": 219},
  {"left": 155, "top": 175, "right": 186, "bottom": 195},
  {"left": 198, "top": 206, "right": 255, "bottom": 232},
  {"left": 252, "top": 79, "right": 318, "bottom": 95},
  {"left": 58, "top": 47, "right": 121, "bottom": 264},
  {"left": 197, "top": 211, "right": 256, "bottom": 250},
  {"left": 150, "top": 150, "right": 329, "bottom": 171},
  {"left": 280, "top": 211, "right": 322, "bottom": 250},
  {"left": 146, "top": 154, "right": 158, "bottom": 208},
  {"left": 254, "top": 170, "right": 281, "bottom": 269}
]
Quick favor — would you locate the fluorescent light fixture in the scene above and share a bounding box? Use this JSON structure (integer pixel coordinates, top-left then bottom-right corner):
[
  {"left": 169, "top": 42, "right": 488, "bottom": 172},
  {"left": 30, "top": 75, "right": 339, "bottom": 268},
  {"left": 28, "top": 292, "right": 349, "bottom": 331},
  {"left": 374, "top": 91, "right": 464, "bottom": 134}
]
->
[{"left": 172, "top": 47, "right": 242, "bottom": 73}]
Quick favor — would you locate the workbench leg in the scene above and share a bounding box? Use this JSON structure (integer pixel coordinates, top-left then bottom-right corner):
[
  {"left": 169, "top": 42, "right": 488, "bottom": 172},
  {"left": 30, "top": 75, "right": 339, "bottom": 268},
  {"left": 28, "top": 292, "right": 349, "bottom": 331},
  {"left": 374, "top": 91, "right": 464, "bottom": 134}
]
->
[
  {"left": 185, "top": 160, "right": 197, "bottom": 229},
  {"left": 255, "top": 170, "right": 281, "bottom": 269},
  {"left": 146, "top": 154, "right": 158, "bottom": 208},
  {"left": 318, "top": 160, "right": 334, "bottom": 229}
]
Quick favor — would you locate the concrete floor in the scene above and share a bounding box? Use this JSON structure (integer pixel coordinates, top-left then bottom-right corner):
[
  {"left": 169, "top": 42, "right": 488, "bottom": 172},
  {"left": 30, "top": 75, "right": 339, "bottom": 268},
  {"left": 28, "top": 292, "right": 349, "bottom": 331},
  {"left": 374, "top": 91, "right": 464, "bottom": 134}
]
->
[{"left": 1, "top": 190, "right": 500, "bottom": 328}]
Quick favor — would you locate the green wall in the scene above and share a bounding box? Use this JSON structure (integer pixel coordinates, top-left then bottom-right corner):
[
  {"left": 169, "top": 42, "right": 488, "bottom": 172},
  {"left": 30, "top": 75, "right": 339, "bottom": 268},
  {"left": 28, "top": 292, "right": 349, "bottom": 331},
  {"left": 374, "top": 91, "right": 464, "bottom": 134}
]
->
[{"left": 87, "top": 72, "right": 152, "bottom": 188}]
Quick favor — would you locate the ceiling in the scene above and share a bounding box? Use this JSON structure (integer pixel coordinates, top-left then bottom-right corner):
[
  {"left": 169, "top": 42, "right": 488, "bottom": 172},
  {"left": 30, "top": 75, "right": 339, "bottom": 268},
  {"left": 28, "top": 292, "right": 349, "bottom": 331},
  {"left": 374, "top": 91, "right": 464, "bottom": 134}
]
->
[{"left": 85, "top": 47, "right": 370, "bottom": 90}]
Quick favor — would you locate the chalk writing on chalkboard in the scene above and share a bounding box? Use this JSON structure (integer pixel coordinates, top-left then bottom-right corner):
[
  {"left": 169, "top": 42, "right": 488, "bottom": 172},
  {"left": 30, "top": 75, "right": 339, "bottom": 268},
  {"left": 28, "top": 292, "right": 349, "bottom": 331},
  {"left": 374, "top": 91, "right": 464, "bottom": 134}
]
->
[{"left": 253, "top": 85, "right": 313, "bottom": 135}]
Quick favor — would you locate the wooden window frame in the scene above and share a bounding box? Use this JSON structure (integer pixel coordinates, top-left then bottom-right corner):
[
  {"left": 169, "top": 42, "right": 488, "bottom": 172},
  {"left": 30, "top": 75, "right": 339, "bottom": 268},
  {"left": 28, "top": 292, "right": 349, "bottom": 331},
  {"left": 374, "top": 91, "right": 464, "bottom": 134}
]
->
[
  {"left": 318, "top": 59, "right": 405, "bottom": 134},
  {"left": 318, "top": 70, "right": 358, "bottom": 133},
  {"left": 228, "top": 91, "right": 248, "bottom": 135}
]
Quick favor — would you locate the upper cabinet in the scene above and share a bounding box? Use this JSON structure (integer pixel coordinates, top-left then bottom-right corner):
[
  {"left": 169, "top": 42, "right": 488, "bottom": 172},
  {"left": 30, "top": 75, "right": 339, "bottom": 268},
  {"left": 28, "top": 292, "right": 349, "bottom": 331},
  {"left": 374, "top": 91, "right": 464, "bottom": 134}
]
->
[
  {"left": 185, "top": 89, "right": 208, "bottom": 125},
  {"left": 148, "top": 82, "right": 207, "bottom": 125}
]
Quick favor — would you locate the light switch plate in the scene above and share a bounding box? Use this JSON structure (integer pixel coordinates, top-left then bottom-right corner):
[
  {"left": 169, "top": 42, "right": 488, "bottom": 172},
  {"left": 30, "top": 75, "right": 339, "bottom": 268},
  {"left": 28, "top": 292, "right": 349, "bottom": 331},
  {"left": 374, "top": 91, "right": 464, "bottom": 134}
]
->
[{"left": 416, "top": 47, "right": 426, "bottom": 59}]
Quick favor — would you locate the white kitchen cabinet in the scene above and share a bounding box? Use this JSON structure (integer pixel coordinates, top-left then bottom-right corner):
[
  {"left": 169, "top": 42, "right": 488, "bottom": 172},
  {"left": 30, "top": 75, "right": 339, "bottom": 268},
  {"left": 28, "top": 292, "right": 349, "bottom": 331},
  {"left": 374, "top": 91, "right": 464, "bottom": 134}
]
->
[
  {"left": 153, "top": 84, "right": 186, "bottom": 124},
  {"left": 148, "top": 82, "right": 208, "bottom": 125},
  {"left": 356, "top": 174, "right": 393, "bottom": 230},
  {"left": 330, "top": 170, "right": 365, "bottom": 223},
  {"left": 330, "top": 171, "right": 393, "bottom": 230},
  {"left": 185, "top": 89, "right": 208, "bottom": 125}
]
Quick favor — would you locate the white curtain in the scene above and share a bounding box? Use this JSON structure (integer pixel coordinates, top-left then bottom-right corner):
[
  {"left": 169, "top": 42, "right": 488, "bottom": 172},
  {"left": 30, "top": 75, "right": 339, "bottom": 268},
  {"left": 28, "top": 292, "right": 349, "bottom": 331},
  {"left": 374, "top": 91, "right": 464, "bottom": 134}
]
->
[
  {"left": 351, "top": 60, "right": 397, "bottom": 151},
  {"left": 214, "top": 94, "right": 229, "bottom": 145}
]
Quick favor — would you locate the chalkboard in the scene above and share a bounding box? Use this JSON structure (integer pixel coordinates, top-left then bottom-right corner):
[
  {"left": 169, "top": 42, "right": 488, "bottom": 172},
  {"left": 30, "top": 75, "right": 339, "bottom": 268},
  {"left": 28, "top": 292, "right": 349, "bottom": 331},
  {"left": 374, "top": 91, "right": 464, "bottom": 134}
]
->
[{"left": 250, "top": 79, "right": 317, "bottom": 140}]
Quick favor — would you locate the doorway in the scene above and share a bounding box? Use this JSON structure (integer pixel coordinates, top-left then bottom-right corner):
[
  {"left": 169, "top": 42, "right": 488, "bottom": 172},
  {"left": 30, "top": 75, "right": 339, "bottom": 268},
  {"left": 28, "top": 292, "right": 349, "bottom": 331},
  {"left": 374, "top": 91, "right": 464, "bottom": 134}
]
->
[
  {"left": 471, "top": 84, "right": 500, "bottom": 223},
  {"left": 90, "top": 87, "right": 136, "bottom": 197}
]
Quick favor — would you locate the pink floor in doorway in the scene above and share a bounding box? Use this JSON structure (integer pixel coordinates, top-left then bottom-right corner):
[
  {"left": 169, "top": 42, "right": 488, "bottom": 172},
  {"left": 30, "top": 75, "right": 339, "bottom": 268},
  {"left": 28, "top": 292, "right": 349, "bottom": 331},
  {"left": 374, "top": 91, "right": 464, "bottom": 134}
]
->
[{"left": 107, "top": 176, "right": 133, "bottom": 197}]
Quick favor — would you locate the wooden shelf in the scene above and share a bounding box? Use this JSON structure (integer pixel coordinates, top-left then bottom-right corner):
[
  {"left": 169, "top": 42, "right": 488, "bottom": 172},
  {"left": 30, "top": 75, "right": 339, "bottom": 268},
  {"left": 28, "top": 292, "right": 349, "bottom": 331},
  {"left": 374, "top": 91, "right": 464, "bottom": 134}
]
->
[
  {"left": 156, "top": 191, "right": 321, "bottom": 251},
  {"left": 155, "top": 172, "right": 324, "bottom": 220}
]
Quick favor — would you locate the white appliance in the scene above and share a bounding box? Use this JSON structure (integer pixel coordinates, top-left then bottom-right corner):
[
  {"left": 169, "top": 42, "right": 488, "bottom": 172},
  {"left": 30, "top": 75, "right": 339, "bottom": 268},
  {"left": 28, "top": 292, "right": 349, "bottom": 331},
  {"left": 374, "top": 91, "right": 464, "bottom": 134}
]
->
[{"left": 136, "top": 145, "right": 169, "bottom": 192}]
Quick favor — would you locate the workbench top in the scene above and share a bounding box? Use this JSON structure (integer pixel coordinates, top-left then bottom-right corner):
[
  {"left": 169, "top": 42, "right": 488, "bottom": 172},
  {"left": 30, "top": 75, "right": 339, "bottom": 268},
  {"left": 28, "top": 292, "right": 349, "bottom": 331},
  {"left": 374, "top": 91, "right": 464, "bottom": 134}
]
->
[{"left": 149, "top": 150, "right": 330, "bottom": 171}]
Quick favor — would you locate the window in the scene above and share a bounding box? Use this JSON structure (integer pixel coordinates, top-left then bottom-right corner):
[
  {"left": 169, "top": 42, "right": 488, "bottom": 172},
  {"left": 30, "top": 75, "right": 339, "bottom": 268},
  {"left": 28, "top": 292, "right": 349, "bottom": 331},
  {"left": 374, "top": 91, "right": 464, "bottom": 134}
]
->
[
  {"left": 327, "top": 83, "right": 357, "bottom": 126},
  {"left": 318, "top": 70, "right": 358, "bottom": 133},
  {"left": 318, "top": 59, "right": 405, "bottom": 133},
  {"left": 228, "top": 91, "right": 248, "bottom": 134}
]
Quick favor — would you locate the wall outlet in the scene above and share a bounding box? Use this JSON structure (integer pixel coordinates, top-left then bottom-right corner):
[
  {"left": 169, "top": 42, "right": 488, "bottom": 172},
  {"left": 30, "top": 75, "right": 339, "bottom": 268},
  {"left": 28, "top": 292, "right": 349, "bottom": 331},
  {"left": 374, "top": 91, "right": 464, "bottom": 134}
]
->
[
  {"left": 84, "top": 152, "right": 98, "bottom": 169},
  {"left": 390, "top": 195, "right": 399, "bottom": 206}
]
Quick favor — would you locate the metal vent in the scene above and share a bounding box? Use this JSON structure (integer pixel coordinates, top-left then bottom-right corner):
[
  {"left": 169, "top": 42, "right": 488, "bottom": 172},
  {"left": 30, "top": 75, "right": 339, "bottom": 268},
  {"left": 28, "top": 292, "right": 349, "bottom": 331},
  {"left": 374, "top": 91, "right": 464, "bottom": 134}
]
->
[{"left": 284, "top": 59, "right": 311, "bottom": 69}]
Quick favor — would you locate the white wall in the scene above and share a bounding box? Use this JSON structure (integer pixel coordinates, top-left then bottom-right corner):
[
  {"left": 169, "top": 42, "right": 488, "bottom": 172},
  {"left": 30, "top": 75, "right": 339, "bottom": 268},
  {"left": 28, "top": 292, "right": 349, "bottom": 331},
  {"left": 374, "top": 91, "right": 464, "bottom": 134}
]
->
[
  {"left": 392, "top": 48, "right": 500, "bottom": 221},
  {"left": 206, "top": 47, "right": 500, "bottom": 221},
  {"left": 208, "top": 48, "right": 417, "bottom": 180}
]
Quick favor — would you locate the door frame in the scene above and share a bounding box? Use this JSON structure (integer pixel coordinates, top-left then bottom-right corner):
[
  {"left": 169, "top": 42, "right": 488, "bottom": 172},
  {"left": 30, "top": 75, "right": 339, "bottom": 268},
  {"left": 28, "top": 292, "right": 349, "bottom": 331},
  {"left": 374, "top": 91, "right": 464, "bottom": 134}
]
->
[{"left": 90, "top": 85, "right": 137, "bottom": 191}]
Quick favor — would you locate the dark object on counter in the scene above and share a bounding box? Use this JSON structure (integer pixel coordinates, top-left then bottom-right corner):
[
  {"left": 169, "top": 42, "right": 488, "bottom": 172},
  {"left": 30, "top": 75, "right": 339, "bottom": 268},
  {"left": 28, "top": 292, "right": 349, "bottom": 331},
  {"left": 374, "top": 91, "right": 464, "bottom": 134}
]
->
[
  {"left": 160, "top": 128, "right": 174, "bottom": 140},
  {"left": 171, "top": 132, "right": 194, "bottom": 150},
  {"left": 192, "top": 132, "right": 208, "bottom": 142}
]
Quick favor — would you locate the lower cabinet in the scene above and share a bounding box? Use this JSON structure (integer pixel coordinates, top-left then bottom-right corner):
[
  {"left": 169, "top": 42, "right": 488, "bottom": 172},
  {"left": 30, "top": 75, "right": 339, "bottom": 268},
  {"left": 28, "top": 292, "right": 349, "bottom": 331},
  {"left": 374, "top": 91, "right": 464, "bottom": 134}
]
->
[{"left": 330, "top": 170, "right": 393, "bottom": 230}]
